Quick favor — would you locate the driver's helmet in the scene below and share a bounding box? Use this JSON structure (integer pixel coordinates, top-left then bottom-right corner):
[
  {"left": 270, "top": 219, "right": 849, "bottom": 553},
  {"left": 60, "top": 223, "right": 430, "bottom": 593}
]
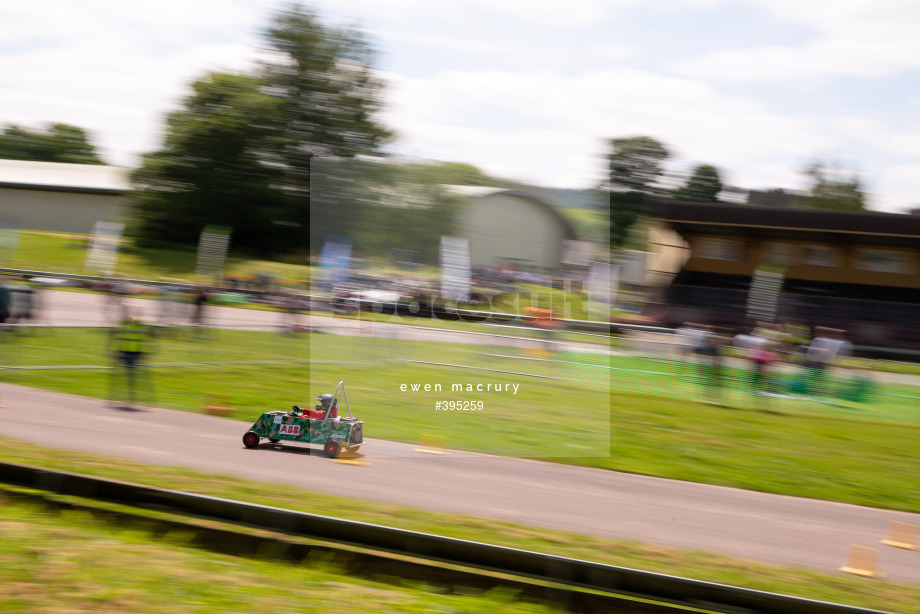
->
[{"left": 316, "top": 393, "right": 336, "bottom": 409}]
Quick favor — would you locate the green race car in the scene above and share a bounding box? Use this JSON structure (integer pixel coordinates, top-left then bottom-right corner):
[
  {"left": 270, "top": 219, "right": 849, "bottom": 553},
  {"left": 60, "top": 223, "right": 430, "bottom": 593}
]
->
[{"left": 242, "top": 381, "right": 363, "bottom": 458}]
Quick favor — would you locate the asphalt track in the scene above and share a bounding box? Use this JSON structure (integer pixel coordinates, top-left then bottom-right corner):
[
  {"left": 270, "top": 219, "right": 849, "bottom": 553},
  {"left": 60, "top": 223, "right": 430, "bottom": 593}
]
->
[{"left": 3, "top": 289, "right": 920, "bottom": 588}]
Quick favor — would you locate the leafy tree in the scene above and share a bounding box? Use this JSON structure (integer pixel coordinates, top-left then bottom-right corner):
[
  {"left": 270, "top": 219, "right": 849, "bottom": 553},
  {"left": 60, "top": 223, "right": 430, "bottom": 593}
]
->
[
  {"left": 263, "top": 2, "right": 391, "bottom": 252},
  {"left": 608, "top": 190, "right": 645, "bottom": 250},
  {"left": 309, "top": 157, "right": 458, "bottom": 265},
  {"left": 747, "top": 188, "right": 795, "bottom": 208},
  {"left": 131, "top": 72, "right": 286, "bottom": 252},
  {"left": 675, "top": 164, "right": 723, "bottom": 202},
  {"left": 793, "top": 161, "right": 867, "bottom": 211},
  {"left": 0, "top": 123, "right": 104, "bottom": 164},
  {"left": 607, "top": 136, "right": 670, "bottom": 193},
  {"left": 131, "top": 3, "right": 391, "bottom": 256},
  {"left": 415, "top": 161, "right": 521, "bottom": 188},
  {"left": 605, "top": 136, "right": 670, "bottom": 250},
  {"left": 431, "top": 161, "right": 500, "bottom": 186}
]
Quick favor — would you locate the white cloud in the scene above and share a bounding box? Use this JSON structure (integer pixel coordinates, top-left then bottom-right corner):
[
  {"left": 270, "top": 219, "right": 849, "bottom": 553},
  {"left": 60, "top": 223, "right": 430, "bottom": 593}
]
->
[
  {"left": 3, "top": 40, "right": 261, "bottom": 164},
  {"left": 746, "top": 0, "right": 920, "bottom": 29},
  {"left": 314, "top": 0, "right": 636, "bottom": 28},
  {"left": 2, "top": 0, "right": 918, "bottom": 213},
  {"left": 2, "top": 1, "right": 277, "bottom": 164},
  {"left": 381, "top": 67, "right": 839, "bottom": 192},
  {"left": 868, "top": 162, "right": 920, "bottom": 212},
  {"left": 675, "top": 39, "right": 920, "bottom": 82},
  {"left": 4, "top": 0, "right": 276, "bottom": 48},
  {"left": 816, "top": 116, "right": 920, "bottom": 166},
  {"left": 674, "top": 0, "right": 920, "bottom": 81}
]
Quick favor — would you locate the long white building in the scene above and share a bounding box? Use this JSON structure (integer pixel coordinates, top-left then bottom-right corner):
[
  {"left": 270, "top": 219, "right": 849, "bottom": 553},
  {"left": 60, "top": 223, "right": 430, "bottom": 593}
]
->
[
  {"left": 448, "top": 185, "right": 578, "bottom": 274},
  {"left": 0, "top": 159, "right": 130, "bottom": 233}
]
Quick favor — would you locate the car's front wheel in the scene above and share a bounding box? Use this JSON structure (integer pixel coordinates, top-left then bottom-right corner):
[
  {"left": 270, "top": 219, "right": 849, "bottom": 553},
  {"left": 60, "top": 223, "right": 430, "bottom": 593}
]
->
[
  {"left": 323, "top": 439, "right": 340, "bottom": 458},
  {"left": 242, "top": 431, "right": 260, "bottom": 449}
]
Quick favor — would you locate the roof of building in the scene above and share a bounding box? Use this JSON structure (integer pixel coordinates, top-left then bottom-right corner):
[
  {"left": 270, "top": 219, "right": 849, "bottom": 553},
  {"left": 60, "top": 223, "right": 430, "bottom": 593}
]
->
[
  {"left": 0, "top": 159, "right": 131, "bottom": 195},
  {"left": 444, "top": 185, "right": 578, "bottom": 240},
  {"left": 655, "top": 200, "right": 920, "bottom": 239},
  {"left": 443, "top": 185, "right": 506, "bottom": 198}
]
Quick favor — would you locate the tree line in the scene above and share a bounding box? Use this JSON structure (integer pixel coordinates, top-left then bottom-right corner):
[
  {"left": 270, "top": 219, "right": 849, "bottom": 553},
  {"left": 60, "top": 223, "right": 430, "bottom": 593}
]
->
[
  {"left": 1, "top": 3, "right": 870, "bottom": 257},
  {"left": 0, "top": 4, "right": 521, "bottom": 262},
  {"left": 604, "top": 136, "right": 868, "bottom": 249},
  {"left": 0, "top": 123, "right": 103, "bottom": 165}
]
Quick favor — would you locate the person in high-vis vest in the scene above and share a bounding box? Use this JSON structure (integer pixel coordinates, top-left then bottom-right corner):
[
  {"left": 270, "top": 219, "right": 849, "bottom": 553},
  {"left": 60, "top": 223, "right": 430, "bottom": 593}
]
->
[
  {"left": 785, "top": 319, "right": 811, "bottom": 363},
  {"left": 110, "top": 311, "right": 155, "bottom": 405}
]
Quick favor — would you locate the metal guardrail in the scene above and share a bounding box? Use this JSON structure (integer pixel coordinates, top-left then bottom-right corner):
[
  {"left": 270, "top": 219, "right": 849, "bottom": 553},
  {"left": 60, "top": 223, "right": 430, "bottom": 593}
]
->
[
  {"left": 4, "top": 266, "right": 617, "bottom": 332},
  {"left": 12, "top": 266, "right": 920, "bottom": 358},
  {"left": 0, "top": 484, "right": 675, "bottom": 614},
  {"left": 0, "top": 461, "right": 893, "bottom": 614},
  {"left": 1, "top": 266, "right": 228, "bottom": 292}
]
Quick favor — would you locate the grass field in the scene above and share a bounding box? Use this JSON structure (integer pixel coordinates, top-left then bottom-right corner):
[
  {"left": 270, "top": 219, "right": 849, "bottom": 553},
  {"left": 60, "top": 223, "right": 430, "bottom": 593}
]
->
[
  {"left": 6, "top": 221, "right": 919, "bottom": 611},
  {"left": 3, "top": 326, "right": 920, "bottom": 513},
  {"left": 0, "top": 437, "right": 916, "bottom": 613},
  {"left": 7, "top": 230, "right": 310, "bottom": 283},
  {"left": 0, "top": 327, "right": 610, "bottom": 459},
  {"left": 604, "top": 351, "right": 920, "bottom": 425},
  {"left": 0, "top": 498, "right": 558, "bottom": 614}
]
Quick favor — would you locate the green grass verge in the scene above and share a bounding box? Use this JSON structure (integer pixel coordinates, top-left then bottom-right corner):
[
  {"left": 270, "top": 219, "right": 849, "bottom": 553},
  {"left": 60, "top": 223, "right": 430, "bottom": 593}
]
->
[
  {"left": 0, "top": 497, "right": 556, "bottom": 614},
  {"left": 607, "top": 389, "right": 920, "bottom": 512},
  {"left": 8, "top": 231, "right": 310, "bottom": 283},
  {"left": 3, "top": 327, "right": 920, "bottom": 512},
  {"left": 606, "top": 353, "right": 920, "bottom": 424},
  {"left": 0, "top": 327, "right": 610, "bottom": 459},
  {"left": 0, "top": 437, "right": 915, "bottom": 613}
]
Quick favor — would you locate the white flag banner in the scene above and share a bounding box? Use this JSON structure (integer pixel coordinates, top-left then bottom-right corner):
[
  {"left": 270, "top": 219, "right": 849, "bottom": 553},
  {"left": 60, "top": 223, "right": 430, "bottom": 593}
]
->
[
  {"left": 439, "top": 236, "right": 471, "bottom": 303},
  {"left": 196, "top": 226, "right": 232, "bottom": 280},
  {"left": 587, "top": 262, "right": 616, "bottom": 321},
  {"left": 318, "top": 236, "right": 353, "bottom": 289},
  {"left": 85, "top": 221, "right": 125, "bottom": 276},
  {"left": 746, "top": 267, "right": 785, "bottom": 322}
]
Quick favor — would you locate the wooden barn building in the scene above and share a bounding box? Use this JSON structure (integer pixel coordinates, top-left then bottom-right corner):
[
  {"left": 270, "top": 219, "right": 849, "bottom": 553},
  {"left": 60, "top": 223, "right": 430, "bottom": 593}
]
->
[{"left": 648, "top": 201, "right": 920, "bottom": 352}]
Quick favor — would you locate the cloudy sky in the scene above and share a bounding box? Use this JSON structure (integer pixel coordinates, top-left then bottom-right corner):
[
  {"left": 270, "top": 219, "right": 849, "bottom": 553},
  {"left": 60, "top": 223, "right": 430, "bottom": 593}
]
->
[{"left": 5, "top": 0, "right": 920, "bottom": 212}]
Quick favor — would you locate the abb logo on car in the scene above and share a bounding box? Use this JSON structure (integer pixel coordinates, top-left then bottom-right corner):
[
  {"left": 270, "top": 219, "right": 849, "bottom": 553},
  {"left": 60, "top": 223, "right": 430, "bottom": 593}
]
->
[{"left": 279, "top": 424, "right": 300, "bottom": 436}]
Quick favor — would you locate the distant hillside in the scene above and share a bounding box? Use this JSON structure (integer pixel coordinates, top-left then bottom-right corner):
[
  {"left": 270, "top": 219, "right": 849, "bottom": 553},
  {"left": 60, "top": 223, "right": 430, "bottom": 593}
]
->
[{"left": 530, "top": 187, "right": 604, "bottom": 210}]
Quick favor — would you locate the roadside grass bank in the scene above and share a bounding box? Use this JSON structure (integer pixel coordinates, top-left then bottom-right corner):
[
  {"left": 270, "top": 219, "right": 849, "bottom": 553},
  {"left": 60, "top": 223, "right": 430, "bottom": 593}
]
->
[
  {"left": 0, "top": 437, "right": 916, "bottom": 613},
  {"left": 602, "top": 389, "right": 920, "bottom": 513},
  {"left": 0, "top": 496, "right": 557, "bottom": 614},
  {"left": 606, "top": 353, "right": 920, "bottom": 425},
  {"left": 2, "top": 328, "right": 919, "bottom": 512},
  {"left": 10, "top": 230, "right": 310, "bottom": 283}
]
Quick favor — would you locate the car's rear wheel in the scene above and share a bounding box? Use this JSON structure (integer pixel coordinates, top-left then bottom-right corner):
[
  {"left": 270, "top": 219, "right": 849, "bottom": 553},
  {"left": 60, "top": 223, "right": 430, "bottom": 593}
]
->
[
  {"left": 323, "top": 439, "right": 340, "bottom": 458},
  {"left": 242, "top": 431, "right": 260, "bottom": 449}
]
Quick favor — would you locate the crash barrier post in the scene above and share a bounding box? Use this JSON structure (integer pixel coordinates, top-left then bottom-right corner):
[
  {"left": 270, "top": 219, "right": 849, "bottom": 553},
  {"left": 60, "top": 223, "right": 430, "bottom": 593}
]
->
[
  {"left": 0, "top": 461, "right": 895, "bottom": 614},
  {"left": 415, "top": 434, "right": 448, "bottom": 455},
  {"left": 881, "top": 521, "right": 918, "bottom": 550},
  {"left": 838, "top": 545, "right": 882, "bottom": 578},
  {"left": 202, "top": 393, "right": 234, "bottom": 417}
]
